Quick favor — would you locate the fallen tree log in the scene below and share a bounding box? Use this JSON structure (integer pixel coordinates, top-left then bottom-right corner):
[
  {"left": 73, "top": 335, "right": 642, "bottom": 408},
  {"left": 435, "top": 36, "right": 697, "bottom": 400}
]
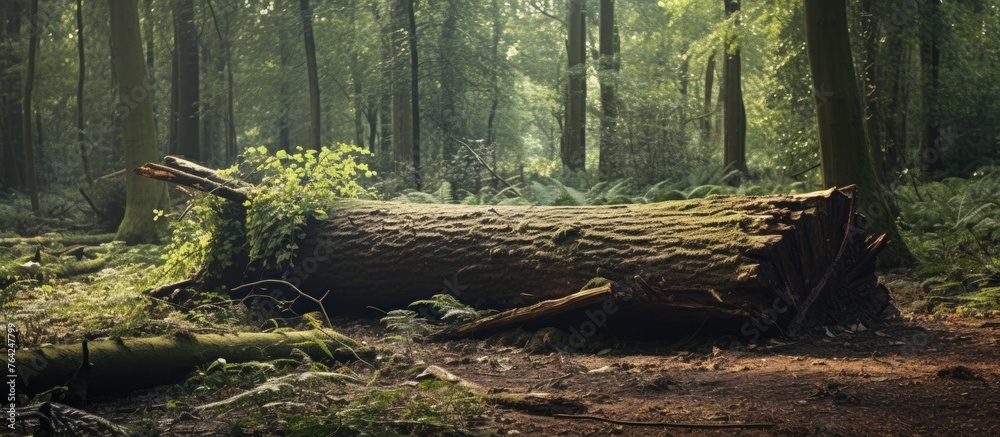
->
[
  {"left": 12, "top": 329, "right": 366, "bottom": 401},
  {"left": 136, "top": 159, "right": 891, "bottom": 336}
]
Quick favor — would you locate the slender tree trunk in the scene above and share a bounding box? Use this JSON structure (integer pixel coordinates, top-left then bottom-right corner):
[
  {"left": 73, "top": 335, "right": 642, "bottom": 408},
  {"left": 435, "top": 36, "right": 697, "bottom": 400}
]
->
[
  {"left": 143, "top": 0, "right": 156, "bottom": 152},
  {"left": 349, "top": 9, "right": 366, "bottom": 150},
  {"left": 76, "top": 0, "right": 92, "bottom": 184},
  {"left": 110, "top": 0, "right": 170, "bottom": 244},
  {"left": 300, "top": 0, "right": 322, "bottom": 150},
  {"left": 407, "top": 0, "right": 422, "bottom": 190},
  {"left": 390, "top": 0, "right": 413, "bottom": 180},
  {"left": 701, "top": 53, "right": 716, "bottom": 144},
  {"left": 597, "top": 0, "right": 621, "bottom": 181},
  {"left": 919, "top": 0, "right": 944, "bottom": 174},
  {"left": 22, "top": 0, "right": 41, "bottom": 214},
  {"left": 722, "top": 0, "right": 747, "bottom": 178},
  {"left": 803, "top": 0, "right": 912, "bottom": 267},
  {"left": 278, "top": 41, "right": 291, "bottom": 153},
  {"left": 564, "top": 0, "right": 586, "bottom": 172},
  {"left": 174, "top": 0, "right": 200, "bottom": 160},
  {"left": 860, "top": 0, "right": 886, "bottom": 184},
  {"left": 168, "top": 14, "right": 178, "bottom": 155},
  {"left": 485, "top": 0, "right": 506, "bottom": 164},
  {"left": 226, "top": 51, "right": 236, "bottom": 162}
]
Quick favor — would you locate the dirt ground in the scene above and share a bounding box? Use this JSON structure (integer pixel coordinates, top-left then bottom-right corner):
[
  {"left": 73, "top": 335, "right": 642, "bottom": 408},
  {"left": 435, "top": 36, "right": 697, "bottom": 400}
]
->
[
  {"left": 15, "top": 311, "right": 998, "bottom": 436},
  {"left": 397, "top": 315, "right": 1000, "bottom": 436},
  {"left": 154, "top": 312, "right": 999, "bottom": 437}
]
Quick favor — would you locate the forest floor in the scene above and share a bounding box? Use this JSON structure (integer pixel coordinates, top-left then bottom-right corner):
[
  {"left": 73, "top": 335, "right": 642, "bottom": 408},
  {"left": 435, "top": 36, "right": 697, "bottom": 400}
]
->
[
  {"left": 3, "top": 241, "right": 1000, "bottom": 436},
  {"left": 75, "top": 311, "right": 1000, "bottom": 436}
]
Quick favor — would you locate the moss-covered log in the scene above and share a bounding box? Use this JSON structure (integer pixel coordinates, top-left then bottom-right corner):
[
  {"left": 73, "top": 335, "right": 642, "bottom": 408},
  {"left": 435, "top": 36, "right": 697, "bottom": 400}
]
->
[
  {"left": 279, "top": 186, "right": 888, "bottom": 332},
  {"left": 12, "top": 329, "right": 364, "bottom": 401},
  {"left": 136, "top": 160, "right": 890, "bottom": 335}
]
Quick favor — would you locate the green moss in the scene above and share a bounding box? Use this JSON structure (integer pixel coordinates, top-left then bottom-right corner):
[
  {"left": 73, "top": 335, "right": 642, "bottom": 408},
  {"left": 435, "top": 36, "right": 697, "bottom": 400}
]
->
[
  {"left": 552, "top": 225, "right": 582, "bottom": 246},
  {"left": 580, "top": 277, "right": 611, "bottom": 292}
]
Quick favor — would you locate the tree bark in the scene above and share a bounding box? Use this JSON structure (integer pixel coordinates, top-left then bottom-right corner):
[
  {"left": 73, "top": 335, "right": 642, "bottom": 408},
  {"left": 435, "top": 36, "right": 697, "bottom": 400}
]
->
[
  {"left": 22, "top": 0, "right": 41, "bottom": 214},
  {"left": 722, "top": 0, "right": 747, "bottom": 179},
  {"left": 597, "top": 0, "right": 621, "bottom": 181},
  {"left": 860, "top": 0, "right": 886, "bottom": 185},
  {"left": 803, "top": 0, "right": 913, "bottom": 267},
  {"left": 13, "top": 330, "right": 362, "bottom": 400},
  {"left": 137, "top": 161, "right": 892, "bottom": 335},
  {"left": 918, "top": 0, "right": 944, "bottom": 174},
  {"left": 0, "top": 1, "right": 23, "bottom": 189},
  {"left": 300, "top": 0, "right": 322, "bottom": 151},
  {"left": 701, "top": 53, "right": 716, "bottom": 144},
  {"left": 407, "top": 0, "right": 422, "bottom": 190},
  {"left": 77, "top": 0, "right": 92, "bottom": 184},
  {"left": 564, "top": 0, "right": 586, "bottom": 172},
  {"left": 173, "top": 0, "right": 200, "bottom": 161},
  {"left": 390, "top": 0, "right": 414, "bottom": 180},
  {"left": 111, "top": 0, "right": 170, "bottom": 244}
]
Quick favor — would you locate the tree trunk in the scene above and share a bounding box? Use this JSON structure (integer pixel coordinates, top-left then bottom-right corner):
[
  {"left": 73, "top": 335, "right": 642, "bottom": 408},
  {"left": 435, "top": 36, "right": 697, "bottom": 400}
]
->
[
  {"left": 14, "top": 330, "right": 362, "bottom": 400},
  {"left": 0, "top": 1, "right": 23, "bottom": 189},
  {"left": 136, "top": 161, "right": 891, "bottom": 337},
  {"left": 111, "top": 0, "right": 170, "bottom": 244},
  {"left": 407, "top": 0, "right": 422, "bottom": 190},
  {"left": 722, "top": 0, "right": 747, "bottom": 178},
  {"left": 564, "top": 0, "right": 586, "bottom": 172},
  {"left": 22, "top": 0, "right": 41, "bottom": 214},
  {"left": 701, "top": 53, "right": 716, "bottom": 144},
  {"left": 803, "top": 0, "right": 912, "bottom": 267},
  {"left": 390, "top": 0, "right": 413, "bottom": 180},
  {"left": 597, "top": 0, "right": 621, "bottom": 181},
  {"left": 918, "top": 0, "right": 944, "bottom": 174},
  {"left": 860, "top": 0, "right": 886, "bottom": 185},
  {"left": 299, "top": 0, "right": 322, "bottom": 151},
  {"left": 168, "top": 12, "right": 178, "bottom": 155},
  {"left": 173, "top": 0, "right": 199, "bottom": 161},
  {"left": 76, "top": 0, "right": 92, "bottom": 184}
]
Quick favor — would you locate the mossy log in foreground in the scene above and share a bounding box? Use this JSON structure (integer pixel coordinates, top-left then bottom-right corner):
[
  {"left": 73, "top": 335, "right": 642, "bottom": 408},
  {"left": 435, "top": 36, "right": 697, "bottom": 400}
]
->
[
  {"left": 138, "top": 159, "right": 891, "bottom": 336},
  {"left": 12, "top": 329, "right": 363, "bottom": 400}
]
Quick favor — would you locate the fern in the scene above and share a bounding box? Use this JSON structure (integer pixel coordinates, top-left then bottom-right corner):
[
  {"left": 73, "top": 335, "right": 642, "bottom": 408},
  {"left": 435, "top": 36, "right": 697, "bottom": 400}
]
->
[{"left": 409, "top": 294, "right": 495, "bottom": 325}]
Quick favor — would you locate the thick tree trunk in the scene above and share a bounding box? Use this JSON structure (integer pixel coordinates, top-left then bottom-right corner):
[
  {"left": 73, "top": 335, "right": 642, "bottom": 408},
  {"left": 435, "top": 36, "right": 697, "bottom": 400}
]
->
[
  {"left": 111, "top": 0, "right": 170, "bottom": 244},
  {"left": 918, "top": 0, "right": 944, "bottom": 174},
  {"left": 804, "top": 0, "right": 912, "bottom": 267},
  {"left": 597, "top": 0, "right": 621, "bottom": 181},
  {"left": 722, "top": 0, "right": 747, "bottom": 178},
  {"left": 0, "top": 1, "right": 23, "bottom": 190},
  {"left": 173, "top": 0, "right": 199, "bottom": 161},
  {"left": 300, "top": 0, "right": 322, "bottom": 151},
  {"left": 136, "top": 160, "right": 891, "bottom": 336},
  {"left": 22, "top": 0, "right": 41, "bottom": 214},
  {"left": 13, "top": 330, "right": 361, "bottom": 400},
  {"left": 564, "top": 0, "right": 586, "bottom": 172}
]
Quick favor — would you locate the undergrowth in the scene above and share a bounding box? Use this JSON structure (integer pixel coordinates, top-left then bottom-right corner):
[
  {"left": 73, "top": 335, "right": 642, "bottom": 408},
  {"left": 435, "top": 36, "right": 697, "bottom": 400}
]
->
[{"left": 161, "top": 144, "right": 376, "bottom": 280}]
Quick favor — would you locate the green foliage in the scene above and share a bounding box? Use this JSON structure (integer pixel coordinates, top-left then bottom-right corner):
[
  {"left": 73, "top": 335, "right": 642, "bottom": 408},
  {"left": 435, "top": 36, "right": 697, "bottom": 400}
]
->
[
  {"left": 380, "top": 309, "right": 435, "bottom": 341},
  {"left": 409, "top": 294, "right": 495, "bottom": 325},
  {"left": 284, "top": 380, "right": 484, "bottom": 436},
  {"left": 161, "top": 144, "right": 375, "bottom": 279},
  {"left": 897, "top": 167, "right": 1000, "bottom": 272}
]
